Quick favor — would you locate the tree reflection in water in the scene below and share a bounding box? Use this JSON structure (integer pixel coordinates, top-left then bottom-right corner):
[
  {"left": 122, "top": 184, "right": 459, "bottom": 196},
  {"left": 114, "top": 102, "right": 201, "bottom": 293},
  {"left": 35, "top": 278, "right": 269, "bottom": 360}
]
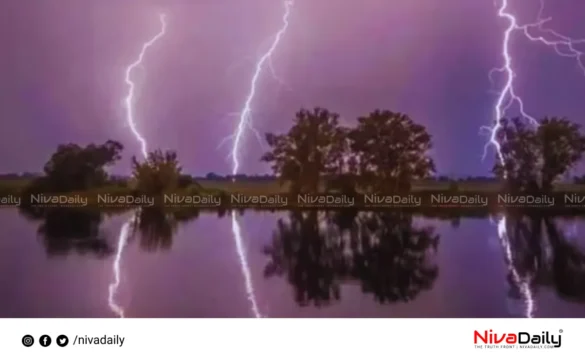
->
[
  {"left": 263, "top": 210, "right": 440, "bottom": 307},
  {"left": 129, "top": 207, "right": 205, "bottom": 251},
  {"left": 502, "top": 214, "right": 585, "bottom": 316},
  {"left": 19, "top": 206, "right": 114, "bottom": 258},
  {"left": 18, "top": 205, "right": 208, "bottom": 257}
]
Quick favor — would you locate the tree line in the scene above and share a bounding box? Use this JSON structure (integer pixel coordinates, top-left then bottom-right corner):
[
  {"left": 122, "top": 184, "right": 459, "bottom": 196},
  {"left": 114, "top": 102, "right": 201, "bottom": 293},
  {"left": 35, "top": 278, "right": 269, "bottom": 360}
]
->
[
  {"left": 15, "top": 107, "right": 585, "bottom": 196},
  {"left": 14, "top": 108, "right": 585, "bottom": 308},
  {"left": 262, "top": 109, "right": 585, "bottom": 194}
]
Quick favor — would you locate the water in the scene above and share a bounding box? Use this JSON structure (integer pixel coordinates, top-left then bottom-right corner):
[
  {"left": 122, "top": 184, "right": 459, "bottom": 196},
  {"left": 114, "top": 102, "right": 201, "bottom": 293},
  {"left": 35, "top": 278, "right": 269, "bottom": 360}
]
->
[{"left": 1, "top": 207, "right": 584, "bottom": 318}]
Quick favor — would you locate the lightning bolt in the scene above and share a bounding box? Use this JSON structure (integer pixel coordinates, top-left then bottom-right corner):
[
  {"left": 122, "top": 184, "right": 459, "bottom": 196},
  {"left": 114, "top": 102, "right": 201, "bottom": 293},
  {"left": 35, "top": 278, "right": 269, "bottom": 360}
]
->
[
  {"left": 224, "top": 0, "right": 294, "bottom": 318},
  {"left": 124, "top": 13, "right": 167, "bottom": 159},
  {"left": 109, "top": 13, "right": 166, "bottom": 318},
  {"left": 485, "top": 0, "right": 585, "bottom": 318},
  {"left": 231, "top": 0, "right": 293, "bottom": 176},
  {"left": 108, "top": 216, "right": 134, "bottom": 318}
]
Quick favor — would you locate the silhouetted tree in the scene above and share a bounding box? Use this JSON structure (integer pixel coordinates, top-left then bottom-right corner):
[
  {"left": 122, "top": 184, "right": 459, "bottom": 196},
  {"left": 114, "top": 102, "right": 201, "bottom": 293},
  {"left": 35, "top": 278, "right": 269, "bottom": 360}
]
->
[
  {"left": 349, "top": 110, "right": 435, "bottom": 192},
  {"left": 205, "top": 172, "right": 220, "bottom": 180},
  {"left": 131, "top": 150, "right": 182, "bottom": 195},
  {"left": 261, "top": 108, "right": 347, "bottom": 194},
  {"left": 493, "top": 117, "right": 585, "bottom": 192},
  {"left": 24, "top": 140, "right": 123, "bottom": 193}
]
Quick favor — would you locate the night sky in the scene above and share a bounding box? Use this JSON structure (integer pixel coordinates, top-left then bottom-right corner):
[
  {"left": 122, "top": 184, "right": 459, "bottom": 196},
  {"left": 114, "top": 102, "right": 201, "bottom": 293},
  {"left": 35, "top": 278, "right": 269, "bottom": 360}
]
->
[{"left": 1, "top": 0, "right": 584, "bottom": 176}]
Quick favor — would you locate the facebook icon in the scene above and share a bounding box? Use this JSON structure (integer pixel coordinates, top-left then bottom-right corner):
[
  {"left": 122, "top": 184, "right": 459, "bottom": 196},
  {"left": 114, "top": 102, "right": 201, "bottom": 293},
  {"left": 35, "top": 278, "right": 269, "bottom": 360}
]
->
[{"left": 39, "top": 335, "right": 52, "bottom": 347}]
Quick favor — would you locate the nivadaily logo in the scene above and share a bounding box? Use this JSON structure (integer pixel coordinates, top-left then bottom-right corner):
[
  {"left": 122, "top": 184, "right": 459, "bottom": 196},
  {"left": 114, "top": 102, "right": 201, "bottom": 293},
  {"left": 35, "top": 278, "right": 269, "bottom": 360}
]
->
[{"left": 474, "top": 329, "right": 562, "bottom": 349}]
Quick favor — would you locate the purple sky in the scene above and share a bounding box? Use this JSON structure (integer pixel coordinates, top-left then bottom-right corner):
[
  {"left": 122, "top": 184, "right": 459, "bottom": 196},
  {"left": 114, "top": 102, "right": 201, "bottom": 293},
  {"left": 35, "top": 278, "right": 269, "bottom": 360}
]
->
[{"left": 1, "top": 0, "right": 584, "bottom": 176}]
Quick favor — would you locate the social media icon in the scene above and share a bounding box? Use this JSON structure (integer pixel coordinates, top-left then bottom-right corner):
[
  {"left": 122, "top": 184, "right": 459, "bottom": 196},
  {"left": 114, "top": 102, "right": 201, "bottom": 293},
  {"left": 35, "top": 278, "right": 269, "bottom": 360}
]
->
[
  {"left": 56, "top": 335, "right": 69, "bottom": 347},
  {"left": 22, "top": 335, "right": 34, "bottom": 347},
  {"left": 39, "top": 335, "right": 52, "bottom": 347}
]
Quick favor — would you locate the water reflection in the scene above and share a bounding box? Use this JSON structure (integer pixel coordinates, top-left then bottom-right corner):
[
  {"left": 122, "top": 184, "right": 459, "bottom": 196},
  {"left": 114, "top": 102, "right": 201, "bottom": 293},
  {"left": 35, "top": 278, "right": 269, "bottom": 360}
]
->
[
  {"left": 231, "top": 211, "right": 262, "bottom": 318},
  {"left": 18, "top": 207, "right": 114, "bottom": 257},
  {"left": 17, "top": 205, "right": 204, "bottom": 256},
  {"left": 111, "top": 208, "right": 204, "bottom": 317},
  {"left": 108, "top": 216, "right": 133, "bottom": 318},
  {"left": 5, "top": 206, "right": 585, "bottom": 317},
  {"left": 18, "top": 205, "right": 206, "bottom": 317},
  {"left": 263, "top": 210, "right": 440, "bottom": 307},
  {"left": 501, "top": 214, "right": 585, "bottom": 317}
]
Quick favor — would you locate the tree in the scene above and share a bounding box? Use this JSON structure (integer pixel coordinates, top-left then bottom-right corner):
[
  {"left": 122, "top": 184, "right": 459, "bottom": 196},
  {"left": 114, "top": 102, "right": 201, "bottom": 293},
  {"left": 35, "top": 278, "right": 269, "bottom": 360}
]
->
[
  {"left": 261, "top": 107, "right": 347, "bottom": 194},
  {"left": 493, "top": 117, "right": 585, "bottom": 192},
  {"left": 132, "top": 150, "right": 182, "bottom": 195},
  {"left": 205, "top": 172, "right": 220, "bottom": 180},
  {"left": 177, "top": 174, "right": 196, "bottom": 189},
  {"left": 349, "top": 110, "right": 435, "bottom": 193},
  {"left": 31, "top": 140, "right": 123, "bottom": 192}
]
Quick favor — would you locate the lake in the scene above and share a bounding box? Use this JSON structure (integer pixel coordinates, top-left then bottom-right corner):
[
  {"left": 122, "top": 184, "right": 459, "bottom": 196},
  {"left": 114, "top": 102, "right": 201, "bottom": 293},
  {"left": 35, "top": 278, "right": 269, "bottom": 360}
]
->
[{"left": 1, "top": 207, "right": 584, "bottom": 318}]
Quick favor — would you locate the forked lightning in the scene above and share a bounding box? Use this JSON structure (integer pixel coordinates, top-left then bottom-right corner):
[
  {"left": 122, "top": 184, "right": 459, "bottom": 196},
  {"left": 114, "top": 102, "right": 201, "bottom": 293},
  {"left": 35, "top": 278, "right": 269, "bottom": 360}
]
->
[
  {"left": 110, "top": 14, "right": 168, "bottom": 317},
  {"left": 228, "top": 0, "right": 294, "bottom": 318},
  {"left": 124, "top": 13, "right": 167, "bottom": 159}
]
